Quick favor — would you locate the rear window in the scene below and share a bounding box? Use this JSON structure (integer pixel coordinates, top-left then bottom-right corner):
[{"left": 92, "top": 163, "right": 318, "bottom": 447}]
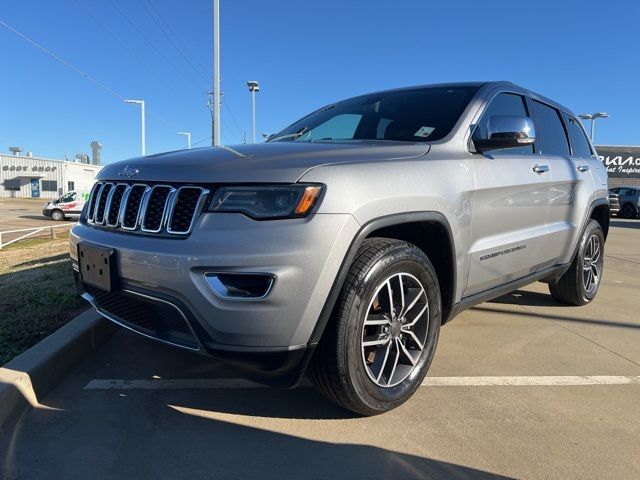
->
[
  {"left": 563, "top": 113, "right": 593, "bottom": 157},
  {"left": 530, "top": 100, "right": 570, "bottom": 156},
  {"left": 270, "top": 86, "right": 479, "bottom": 143}
]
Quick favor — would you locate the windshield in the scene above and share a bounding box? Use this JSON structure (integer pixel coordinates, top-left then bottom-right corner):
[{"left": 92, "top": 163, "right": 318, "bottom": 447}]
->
[{"left": 270, "top": 85, "right": 478, "bottom": 143}]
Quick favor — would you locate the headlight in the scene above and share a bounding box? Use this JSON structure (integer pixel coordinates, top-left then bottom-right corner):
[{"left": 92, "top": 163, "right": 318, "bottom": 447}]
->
[{"left": 207, "top": 184, "right": 323, "bottom": 219}]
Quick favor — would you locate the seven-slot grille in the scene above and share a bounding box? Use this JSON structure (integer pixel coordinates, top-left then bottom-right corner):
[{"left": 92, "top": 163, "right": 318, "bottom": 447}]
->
[{"left": 86, "top": 181, "right": 209, "bottom": 236}]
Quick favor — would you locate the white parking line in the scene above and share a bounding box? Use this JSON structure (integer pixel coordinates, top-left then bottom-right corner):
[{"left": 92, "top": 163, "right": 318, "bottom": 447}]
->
[{"left": 84, "top": 375, "right": 640, "bottom": 390}]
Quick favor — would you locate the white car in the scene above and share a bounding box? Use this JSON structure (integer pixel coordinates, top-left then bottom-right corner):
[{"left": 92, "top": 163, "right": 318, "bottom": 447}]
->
[{"left": 43, "top": 191, "right": 89, "bottom": 221}]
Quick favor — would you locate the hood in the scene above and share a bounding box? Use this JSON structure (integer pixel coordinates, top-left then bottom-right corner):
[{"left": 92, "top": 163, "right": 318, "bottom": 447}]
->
[{"left": 97, "top": 141, "right": 430, "bottom": 183}]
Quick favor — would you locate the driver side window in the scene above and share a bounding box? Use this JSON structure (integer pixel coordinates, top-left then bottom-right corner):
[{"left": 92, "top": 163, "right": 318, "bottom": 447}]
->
[{"left": 473, "top": 93, "right": 534, "bottom": 155}]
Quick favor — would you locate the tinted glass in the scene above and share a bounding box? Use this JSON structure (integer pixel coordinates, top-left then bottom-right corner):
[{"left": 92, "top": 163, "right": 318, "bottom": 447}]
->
[
  {"left": 472, "top": 93, "right": 533, "bottom": 155},
  {"left": 530, "top": 100, "right": 570, "bottom": 155},
  {"left": 271, "top": 86, "right": 479, "bottom": 143},
  {"left": 563, "top": 113, "right": 593, "bottom": 157}
]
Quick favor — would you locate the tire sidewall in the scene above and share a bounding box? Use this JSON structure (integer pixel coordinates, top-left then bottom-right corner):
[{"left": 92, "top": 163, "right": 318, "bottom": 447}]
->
[
  {"left": 51, "top": 210, "right": 64, "bottom": 221},
  {"left": 342, "top": 244, "right": 441, "bottom": 412},
  {"left": 575, "top": 220, "right": 605, "bottom": 302}
]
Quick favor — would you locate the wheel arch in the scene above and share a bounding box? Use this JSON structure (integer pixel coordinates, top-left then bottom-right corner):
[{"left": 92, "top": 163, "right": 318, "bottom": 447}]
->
[
  {"left": 590, "top": 199, "right": 610, "bottom": 240},
  {"left": 308, "top": 211, "right": 456, "bottom": 347}
]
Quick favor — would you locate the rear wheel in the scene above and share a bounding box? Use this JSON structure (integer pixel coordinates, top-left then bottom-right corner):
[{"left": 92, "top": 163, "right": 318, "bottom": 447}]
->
[
  {"left": 620, "top": 203, "right": 638, "bottom": 219},
  {"left": 51, "top": 209, "right": 65, "bottom": 221},
  {"left": 549, "top": 220, "right": 604, "bottom": 306},
  {"left": 308, "top": 238, "right": 441, "bottom": 415}
]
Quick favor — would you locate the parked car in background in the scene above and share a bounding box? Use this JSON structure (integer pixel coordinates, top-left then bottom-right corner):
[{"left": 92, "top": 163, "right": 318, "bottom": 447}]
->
[
  {"left": 70, "top": 81, "right": 610, "bottom": 415},
  {"left": 608, "top": 192, "right": 620, "bottom": 216},
  {"left": 609, "top": 187, "right": 640, "bottom": 218},
  {"left": 43, "top": 190, "right": 90, "bottom": 221}
]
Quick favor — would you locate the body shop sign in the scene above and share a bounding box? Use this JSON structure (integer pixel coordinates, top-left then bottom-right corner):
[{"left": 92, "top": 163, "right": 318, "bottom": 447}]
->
[{"left": 596, "top": 145, "right": 640, "bottom": 178}]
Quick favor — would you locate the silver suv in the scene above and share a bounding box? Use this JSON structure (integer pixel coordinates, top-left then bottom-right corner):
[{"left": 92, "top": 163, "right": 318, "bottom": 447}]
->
[{"left": 70, "top": 82, "right": 609, "bottom": 415}]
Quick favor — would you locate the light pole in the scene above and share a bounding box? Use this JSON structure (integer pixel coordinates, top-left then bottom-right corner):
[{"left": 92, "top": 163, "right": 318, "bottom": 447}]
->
[
  {"left": 212, "top": 0, "right": 221, "bottom": 146},
  {"left": 125, "top": 99, "right": 145, "bottom": 156},
  {"left": 177, "top": 131, "right": 191, "bottom": 149},
  {"left": 247, "top": 80, "right": 259, "bottom": 143},
  {"left": 578, "top": 112, "right": 610, "bottom": 143}
]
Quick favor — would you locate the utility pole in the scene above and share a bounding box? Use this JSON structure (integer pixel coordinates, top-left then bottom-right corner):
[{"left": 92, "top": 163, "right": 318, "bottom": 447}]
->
[{"left": 212, "top": 0, "right": 221, "bottom": 146}]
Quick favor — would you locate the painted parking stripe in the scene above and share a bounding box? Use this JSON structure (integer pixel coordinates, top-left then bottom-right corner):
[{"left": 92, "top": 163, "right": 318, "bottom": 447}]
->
[{"left": 84, "top": 375, "right": 640, "bottom": 390}]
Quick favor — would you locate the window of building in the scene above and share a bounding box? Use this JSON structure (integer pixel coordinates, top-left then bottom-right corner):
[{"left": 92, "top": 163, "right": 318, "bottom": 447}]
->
[
  {"left": 68, "top": 181, "right": 75, "bottom": 191},
  {"left": 42, "top": 180, "right": 58, "bottom": 192}
]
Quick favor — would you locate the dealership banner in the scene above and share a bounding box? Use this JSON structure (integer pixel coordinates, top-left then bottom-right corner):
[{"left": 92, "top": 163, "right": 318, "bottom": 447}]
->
[{"left": 595, "top": 145, "right": 640, "bottom": 178}]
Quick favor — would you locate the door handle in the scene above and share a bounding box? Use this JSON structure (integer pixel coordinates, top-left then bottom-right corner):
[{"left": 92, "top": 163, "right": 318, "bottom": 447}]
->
[
  {"left": 532, "top": 164, "right": 550, "bottom": 174},
  {"left": 577, "top": 164, "right": 590, "bottom": 172}
]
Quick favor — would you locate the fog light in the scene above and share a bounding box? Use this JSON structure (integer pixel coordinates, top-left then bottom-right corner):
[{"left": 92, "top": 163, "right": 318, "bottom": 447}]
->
[{"left": 204, "top": 273, "right": 275, "bottom": 300}]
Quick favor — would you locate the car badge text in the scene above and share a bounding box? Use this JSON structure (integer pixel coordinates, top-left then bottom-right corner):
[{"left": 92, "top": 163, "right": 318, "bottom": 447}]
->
[{"left": 118, "top": 165, "right": 139, "bottom": 178}]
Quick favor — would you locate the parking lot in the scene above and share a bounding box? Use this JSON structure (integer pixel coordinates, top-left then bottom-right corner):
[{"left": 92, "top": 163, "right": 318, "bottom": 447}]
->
[
  {"left": 1, "top": 219, "right": 639, "bottom": 479},
  {"left": 0, "top": 198, "right": 74, "bottom": 246}
]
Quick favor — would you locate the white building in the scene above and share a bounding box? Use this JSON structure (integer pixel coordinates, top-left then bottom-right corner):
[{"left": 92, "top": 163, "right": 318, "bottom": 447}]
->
[{"left": 0, "top": 153, "right": 102, "bottom": 198}]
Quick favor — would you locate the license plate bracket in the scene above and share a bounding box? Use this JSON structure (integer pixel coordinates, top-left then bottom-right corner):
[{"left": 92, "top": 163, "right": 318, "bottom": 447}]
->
[{"left": 78, "top": 243, "right": 117, "bottom": 292}]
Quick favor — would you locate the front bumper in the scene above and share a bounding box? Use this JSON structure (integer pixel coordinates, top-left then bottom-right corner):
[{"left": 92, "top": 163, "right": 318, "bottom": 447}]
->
[{"left": 70, "top": 212, "right": 359, "bottom": 380}]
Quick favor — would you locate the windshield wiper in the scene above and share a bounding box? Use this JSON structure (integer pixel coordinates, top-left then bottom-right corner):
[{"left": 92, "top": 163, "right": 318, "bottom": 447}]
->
[{"left": 267, "top": 126, "right": 309, "bottom": 142}]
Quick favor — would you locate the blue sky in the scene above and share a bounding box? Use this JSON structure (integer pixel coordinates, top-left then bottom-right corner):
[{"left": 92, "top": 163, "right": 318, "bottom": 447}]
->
[{"left": 1, "top": 0, "right": 639, "bottom": 164}]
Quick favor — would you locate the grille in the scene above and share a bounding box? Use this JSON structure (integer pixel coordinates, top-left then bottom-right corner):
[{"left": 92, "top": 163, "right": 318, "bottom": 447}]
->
[
  {"left": 86, "top": 182, "right": 209, "bottom": 236},
  {"left": 84, "top": 284, "right": 199, "bottom": 349}
]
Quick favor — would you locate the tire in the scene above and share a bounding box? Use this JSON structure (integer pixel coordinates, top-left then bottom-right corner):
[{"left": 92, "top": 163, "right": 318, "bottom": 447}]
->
[
  {"left": 51, "top": 209, "right": 65, "bottom": 221},
  {"left": 308, "top": 238, "right": 441, "bottom": 415},
  {"left": 549, "top": 220, "right": 604, "bottom": 306},
  {"left": 620, "top": 203, "right": 638, "bottom": 219}
]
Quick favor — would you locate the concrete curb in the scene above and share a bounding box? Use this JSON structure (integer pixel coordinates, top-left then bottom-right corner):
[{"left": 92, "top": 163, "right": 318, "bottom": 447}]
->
[{"left": 0, "top": 309, "right": 116, "bottom": 434}]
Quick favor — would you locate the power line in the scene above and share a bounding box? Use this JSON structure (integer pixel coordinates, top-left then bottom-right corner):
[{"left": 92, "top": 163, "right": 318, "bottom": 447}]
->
[
  {"left": 145, "top": 0, "right": 211, "bottom": 80},
  {"left": 0, "top": 19, "right": 124, "bottom": 101},
  {"left": 71, "top": 0, "right": 178, "bottom": 95},
  {"left": 138, "top": 0, "right": 211, "bottom": 84},
  {"left": 107, "top": 0, "right": 207, "bottom": 92},
  {"left": 0, "top": 18, "right": 180, "bottom": 131}
]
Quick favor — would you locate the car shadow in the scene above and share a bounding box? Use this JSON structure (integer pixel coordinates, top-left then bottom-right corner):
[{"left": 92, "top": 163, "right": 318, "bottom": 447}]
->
[
  {"left": 18, "top": 215, "right": 54, "bottom": 221},
  {"left": 489, "top": 289, "right": 563, "bottom": 308},
  {"left": 1, "top": 398, "right": 511, "bottom": 479}
]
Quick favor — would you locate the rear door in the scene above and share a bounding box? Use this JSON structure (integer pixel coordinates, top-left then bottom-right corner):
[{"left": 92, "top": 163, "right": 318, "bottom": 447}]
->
[
  {"left": 529, "top": 102, "right": 596, "bottom": 264},
  {"left": 465, "top": 92, "right": 553, "bottom": 297}
]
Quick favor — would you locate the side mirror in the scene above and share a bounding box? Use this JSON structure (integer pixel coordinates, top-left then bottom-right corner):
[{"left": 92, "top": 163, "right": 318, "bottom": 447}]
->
[{"left": 474, "top": 115, "right": 535, "bottom": 152}]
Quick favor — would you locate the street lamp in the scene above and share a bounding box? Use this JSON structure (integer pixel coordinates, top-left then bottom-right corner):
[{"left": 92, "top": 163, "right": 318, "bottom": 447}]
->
[
  {"left": 177, "top": 131, "right": 191, "bottom": 149},
  {"left": 578, "top": 112, "right": 610, "bottom": 143},
  {"left": 247, "top": 80, "right": 259, "bottom": 143},
  {"left": 125, "top": 99, "right": 146, "bottom": 156}
]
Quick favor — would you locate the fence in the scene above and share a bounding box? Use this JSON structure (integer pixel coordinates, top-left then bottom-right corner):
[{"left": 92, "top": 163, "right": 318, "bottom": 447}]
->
[{"left": 0, "top": 223, "right": 75, "bottom": 249}]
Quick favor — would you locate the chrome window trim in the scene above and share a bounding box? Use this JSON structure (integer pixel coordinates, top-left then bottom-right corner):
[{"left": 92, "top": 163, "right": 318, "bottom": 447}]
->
[
  {"left": 166, "top": 187, "right": 209, "bottom": 235},
  {"left": 141, "top": 185, "right": 175, "bottom": 233},
  {"left": 202, "top": 271, "right": 276, "bottom": 301}
]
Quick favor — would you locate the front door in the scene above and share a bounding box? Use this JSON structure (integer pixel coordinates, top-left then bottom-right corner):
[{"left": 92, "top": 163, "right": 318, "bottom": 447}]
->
[
  {"left": 464, "top": 92, "right": 552, "bottom": 297},
  {"left": 30, "top": 178, "right": 40, "bottom": 198}
]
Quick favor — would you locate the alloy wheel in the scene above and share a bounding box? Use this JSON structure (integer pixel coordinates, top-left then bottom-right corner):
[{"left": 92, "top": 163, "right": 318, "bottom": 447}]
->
[
  {"left": 361, "top": 272, "right": 429, "bottom": 388},
  {"left": 582, "top": 234, "right": 602, "bottom": 294}
]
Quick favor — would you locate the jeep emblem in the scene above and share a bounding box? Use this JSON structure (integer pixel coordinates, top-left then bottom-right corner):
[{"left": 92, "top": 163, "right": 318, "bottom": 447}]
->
[{"left": 118, "top": 165, "right": 139, "bottom": 178}]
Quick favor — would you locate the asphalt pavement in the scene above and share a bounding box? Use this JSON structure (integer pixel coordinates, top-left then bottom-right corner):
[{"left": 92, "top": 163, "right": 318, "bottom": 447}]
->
[{"left": 1, "top": 219, "right": 639, "bottom": 479}]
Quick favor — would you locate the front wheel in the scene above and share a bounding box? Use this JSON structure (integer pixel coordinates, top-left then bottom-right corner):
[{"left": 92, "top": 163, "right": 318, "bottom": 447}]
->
[
  {"left": 549, "top": 220, "right": 604, "bottom": 306},
  {"left": 308, "top": 238, "right": 441, "bottom": 415},
  {"left": 50, "top": 209, "right": 65, "bottom": 221}
]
